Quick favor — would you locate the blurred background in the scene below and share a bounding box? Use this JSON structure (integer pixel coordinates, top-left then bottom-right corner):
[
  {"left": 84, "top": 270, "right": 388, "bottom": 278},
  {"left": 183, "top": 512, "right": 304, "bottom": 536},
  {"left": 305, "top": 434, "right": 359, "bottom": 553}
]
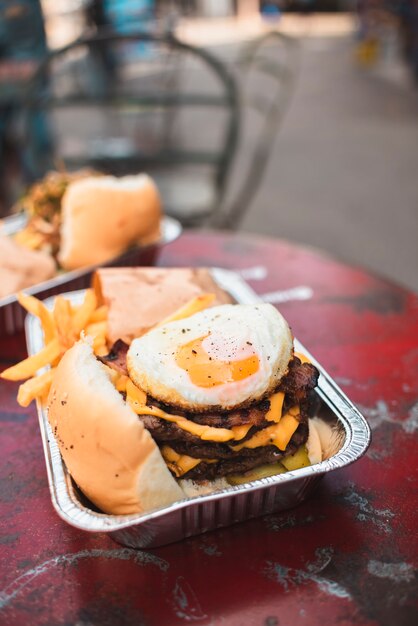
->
[{"left": 1, "top": 0, "right": 417, "bottom": 291}]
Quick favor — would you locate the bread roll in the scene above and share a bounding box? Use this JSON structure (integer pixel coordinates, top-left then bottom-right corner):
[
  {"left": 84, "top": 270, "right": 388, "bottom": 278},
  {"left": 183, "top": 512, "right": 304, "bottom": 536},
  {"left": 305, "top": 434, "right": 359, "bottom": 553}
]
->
[
  {"left": 58, "top": 174, "right": 161, "bottom": 270},
  {"left": 47, "top": 340, "right": 183, "bottom": 515},
  {"left": 93, "top": 267, "right": 233, "bottom": 344}
]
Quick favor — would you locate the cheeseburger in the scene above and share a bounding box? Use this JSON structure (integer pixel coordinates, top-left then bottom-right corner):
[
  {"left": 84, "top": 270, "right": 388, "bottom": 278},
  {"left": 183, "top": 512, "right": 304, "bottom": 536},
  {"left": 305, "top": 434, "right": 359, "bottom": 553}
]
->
[{"left": 48, "top": 295, "right": 319, "bottom": 515}]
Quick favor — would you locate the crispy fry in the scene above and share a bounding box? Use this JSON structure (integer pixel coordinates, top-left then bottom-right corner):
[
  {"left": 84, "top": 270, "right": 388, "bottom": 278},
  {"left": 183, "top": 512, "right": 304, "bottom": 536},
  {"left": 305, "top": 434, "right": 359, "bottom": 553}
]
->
[
  {"left": 88, "top": 305, "right": 108, "bottom": 323},
  {"left": 9, "top": 289, "right": 109, "bottom": 405},
  {"left": 17, "top": 369, "right": 55, "bottom": 407},
  {"left": 85, "top": 321, "right": 108, "bottom": 355},
  {"left": 1, "top": 338, "right": 61, "bottom": 381},
  {"left": 85, "top": 321, "right": 107, "bottom": 337},
  {"left": 17, "top": 292, "right": 56, "bottom": 343},
  {"left": 158, "top": 293, "right": 216, "bottom": 327},
  {"left": 71, "top": 289, "right": 98, "bottom": 336},
  {"left": 53, "top": 296, "right": 73, "bottom": 348}
]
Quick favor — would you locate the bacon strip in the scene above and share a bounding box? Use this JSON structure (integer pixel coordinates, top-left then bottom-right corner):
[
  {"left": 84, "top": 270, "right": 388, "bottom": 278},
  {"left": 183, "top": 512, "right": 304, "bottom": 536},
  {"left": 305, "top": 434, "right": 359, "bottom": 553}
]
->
[{"left": 97, "top": 339, "right": 129, "bottom": 376}]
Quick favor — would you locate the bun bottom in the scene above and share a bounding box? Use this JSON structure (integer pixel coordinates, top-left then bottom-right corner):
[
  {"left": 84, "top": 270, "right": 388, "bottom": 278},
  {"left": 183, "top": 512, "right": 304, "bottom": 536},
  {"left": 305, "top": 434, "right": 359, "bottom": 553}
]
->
[{"left": 47, "top": 339, "right": 183, "bottom": 515}]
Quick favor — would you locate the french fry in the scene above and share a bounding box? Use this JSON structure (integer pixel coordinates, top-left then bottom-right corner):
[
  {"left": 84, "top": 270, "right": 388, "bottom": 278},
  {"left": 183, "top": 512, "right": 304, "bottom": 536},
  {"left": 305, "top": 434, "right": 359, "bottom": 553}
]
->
[
  {"left": 71, "top": 289, "right": 98, "bottom": 336},
  {"left": 7, "top": 289, "right": 110, "bottom": 405},
  {"left": 158, "top": 293, "right": 216, "bottom": 327},
  {"left": 53, "top": 296, "right": 73, "bottom": 348},
  {"left": 85, "top": 321, "right": 108, "bottom": 355},
  {"left": 17, "top": 369, "right": 55, "bottom": 407},
  {"left": 88, "top": 305, "right": 108, "bottom": 324},
  {"left": 17, "top": 292, "right": 56, "bottom": 343},
  {"left": 0, "top": 338, "right": 62, "bottom": 381},
  {"left": 85, "top": 321, "right": 107, "bottom": 337}
]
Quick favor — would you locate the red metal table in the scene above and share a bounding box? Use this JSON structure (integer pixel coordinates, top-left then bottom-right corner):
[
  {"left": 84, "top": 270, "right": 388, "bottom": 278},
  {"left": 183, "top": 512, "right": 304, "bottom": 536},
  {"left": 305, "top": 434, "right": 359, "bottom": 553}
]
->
[{"left": 1, "top": 231, "right": 417, "bottom": 626}]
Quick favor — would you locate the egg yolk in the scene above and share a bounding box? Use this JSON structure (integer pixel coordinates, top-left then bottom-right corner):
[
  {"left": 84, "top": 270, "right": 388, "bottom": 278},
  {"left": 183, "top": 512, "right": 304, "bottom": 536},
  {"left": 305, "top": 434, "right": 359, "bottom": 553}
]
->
[{"left": 176, "top": 334, "right": 259, "bottom": 388}]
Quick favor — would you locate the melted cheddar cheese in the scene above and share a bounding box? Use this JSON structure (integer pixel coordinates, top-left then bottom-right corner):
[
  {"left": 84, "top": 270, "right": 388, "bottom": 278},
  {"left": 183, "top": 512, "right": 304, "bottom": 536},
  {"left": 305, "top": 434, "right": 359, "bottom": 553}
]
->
[
  {"left": 231, "top": 408, "right": 300, "bottom": 452},
  {"left": 124, "top": 379, "right": 298, "bottom": 450},
  {"left": 161, "top": 446, "right": 203, "bottom": 477},
  {"left": 126, "top": 382, "right": 255, "bottom": 443},
  {"left": 265, "top": 392, "right": 285, "bottom": 422}
]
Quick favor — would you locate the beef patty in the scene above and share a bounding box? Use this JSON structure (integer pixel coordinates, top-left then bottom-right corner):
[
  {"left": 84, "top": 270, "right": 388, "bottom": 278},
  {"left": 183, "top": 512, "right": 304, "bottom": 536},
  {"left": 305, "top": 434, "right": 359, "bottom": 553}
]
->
[
  {"left": 139, "top": 357, "right": 317, "bottom": 478},
  {"left": 102, "top": 342, "right": 319, "bottom": 480},
  {"left": 184, "top": 423, "right": 309, "bottom": 480}
]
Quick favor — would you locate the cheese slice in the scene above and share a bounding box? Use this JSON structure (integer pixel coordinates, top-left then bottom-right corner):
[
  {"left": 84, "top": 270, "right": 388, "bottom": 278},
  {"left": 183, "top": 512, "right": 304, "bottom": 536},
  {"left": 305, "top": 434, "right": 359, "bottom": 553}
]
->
[
  {"left": 274, "top": 412, "right": 300, "bottom": 450},
  {"left": 265, "top": 392, "right": 285, "bottom": 422},
  {"left": 230, "top": 423, "right": 253, "bottom": 441},
  {"left": 126, "top": 381, "right": 256, "bottom": 443},
  {"left": 125, "top": 381, "right": 287, "bottom": 445},
  {"left": 231, "top": 408, "right": 300, "bottom": 452},
  {"left": 161, "top": 446, "right": 202, "bottom": 477},
  {"left": 126, "top": 378, "right": 147, "bottom": 403},
  {"left": 127, "top": 398, "right": 236, "bottom": 442},
  {"left": 115, "top": 374, "right": 130, "bottom": 392}
]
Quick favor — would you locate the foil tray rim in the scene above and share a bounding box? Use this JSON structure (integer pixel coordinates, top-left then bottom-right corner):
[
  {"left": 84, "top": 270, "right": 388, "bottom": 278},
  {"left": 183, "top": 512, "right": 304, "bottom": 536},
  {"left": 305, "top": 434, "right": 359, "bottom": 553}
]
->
[{"left": 25, "top": 268, "right": 371, "bottom": 534}]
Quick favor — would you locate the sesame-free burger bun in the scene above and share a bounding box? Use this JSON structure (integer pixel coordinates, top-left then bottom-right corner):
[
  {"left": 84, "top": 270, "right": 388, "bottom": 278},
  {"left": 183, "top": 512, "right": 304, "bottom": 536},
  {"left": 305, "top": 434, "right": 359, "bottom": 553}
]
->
[
  {"left": 58, "top": 174, "right": 161, "bottom": 270},
  {"left": 47, "top": 339, "right": 183, "bottom": 515}
]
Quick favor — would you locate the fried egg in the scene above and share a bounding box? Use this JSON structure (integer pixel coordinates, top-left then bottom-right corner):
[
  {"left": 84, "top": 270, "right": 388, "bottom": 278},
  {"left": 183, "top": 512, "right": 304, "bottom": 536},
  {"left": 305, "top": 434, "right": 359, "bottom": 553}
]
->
[{"left": 127, "top": 304, "right": 293, "bottom": 412}]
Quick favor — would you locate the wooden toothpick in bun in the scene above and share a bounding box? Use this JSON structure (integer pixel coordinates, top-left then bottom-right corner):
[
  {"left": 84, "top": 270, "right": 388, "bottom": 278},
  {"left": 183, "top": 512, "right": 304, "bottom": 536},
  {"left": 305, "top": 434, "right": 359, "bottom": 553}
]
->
[
  {"left": 47, "top": 339, "right": 183, "bottom": 515},
  {"left": 58, "top": 174, "right": 161, "bottom": 270}
]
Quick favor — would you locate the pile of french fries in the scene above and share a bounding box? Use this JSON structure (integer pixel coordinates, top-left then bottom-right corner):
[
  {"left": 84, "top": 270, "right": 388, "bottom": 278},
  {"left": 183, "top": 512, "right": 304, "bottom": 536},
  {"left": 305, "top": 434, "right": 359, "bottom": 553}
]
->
[
  {"left": 0, "top": 290, "right": 216, "bottom": 409},
  {"left": 0, "top": 290, "right": 108, "bottom": 407}
]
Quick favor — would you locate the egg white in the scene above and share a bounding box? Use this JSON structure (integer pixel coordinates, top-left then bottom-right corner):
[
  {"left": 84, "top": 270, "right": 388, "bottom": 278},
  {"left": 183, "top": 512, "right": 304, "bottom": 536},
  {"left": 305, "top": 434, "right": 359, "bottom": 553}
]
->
[{"left": 127, "top": 303, "right": 293, "bottom": 412}]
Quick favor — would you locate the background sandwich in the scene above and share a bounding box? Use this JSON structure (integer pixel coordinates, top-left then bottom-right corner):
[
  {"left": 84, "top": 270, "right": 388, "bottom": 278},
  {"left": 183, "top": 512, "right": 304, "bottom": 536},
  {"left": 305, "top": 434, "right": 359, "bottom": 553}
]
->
[{"left": 13, "top": 171, "right": 162, "bottom": 270}]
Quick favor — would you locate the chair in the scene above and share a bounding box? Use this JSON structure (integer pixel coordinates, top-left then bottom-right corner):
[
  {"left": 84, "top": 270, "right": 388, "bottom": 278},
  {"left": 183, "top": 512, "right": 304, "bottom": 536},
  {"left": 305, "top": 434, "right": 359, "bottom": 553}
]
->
[
  {"left": 19, "top": 29, "right": 298, "bottom": 229},
  {"left": 19, "top": 30, "right": 240, "bottom": 227},
  {"left": 214, "top": 30, "right": 299, "bottom": 229}
]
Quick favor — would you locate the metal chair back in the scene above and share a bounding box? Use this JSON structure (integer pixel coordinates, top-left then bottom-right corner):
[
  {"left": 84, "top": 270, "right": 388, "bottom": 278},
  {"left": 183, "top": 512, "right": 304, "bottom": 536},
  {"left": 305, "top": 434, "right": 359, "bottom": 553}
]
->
[{"left": 20, "top": 30, "right": 240, "bottom": 226}]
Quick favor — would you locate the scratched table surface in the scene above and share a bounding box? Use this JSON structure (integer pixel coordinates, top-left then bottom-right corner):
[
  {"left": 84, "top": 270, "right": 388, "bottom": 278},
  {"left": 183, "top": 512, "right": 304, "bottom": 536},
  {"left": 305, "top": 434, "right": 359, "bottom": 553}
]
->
[{"left": 0, "top": 231, "right": 417, "bottom": 626}]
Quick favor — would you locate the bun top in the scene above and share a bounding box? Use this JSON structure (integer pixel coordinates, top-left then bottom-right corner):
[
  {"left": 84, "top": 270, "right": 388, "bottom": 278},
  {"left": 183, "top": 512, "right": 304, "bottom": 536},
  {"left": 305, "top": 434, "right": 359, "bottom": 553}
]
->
[
  {"left": 47, "top": 339, "right": 183, "bottom": 514},
  {"left": 58, "top": 174, "right": 161, "bottom": 270},
  {"left": 94, "top": 267, "right": 233, "bottom": 344}
]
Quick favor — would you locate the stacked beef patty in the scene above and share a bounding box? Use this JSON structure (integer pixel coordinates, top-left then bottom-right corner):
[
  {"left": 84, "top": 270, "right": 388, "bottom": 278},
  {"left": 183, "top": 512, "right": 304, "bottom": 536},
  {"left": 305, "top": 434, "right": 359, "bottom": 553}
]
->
[{"left": 100, "top": 343, "right": 319, "bottom": 481}]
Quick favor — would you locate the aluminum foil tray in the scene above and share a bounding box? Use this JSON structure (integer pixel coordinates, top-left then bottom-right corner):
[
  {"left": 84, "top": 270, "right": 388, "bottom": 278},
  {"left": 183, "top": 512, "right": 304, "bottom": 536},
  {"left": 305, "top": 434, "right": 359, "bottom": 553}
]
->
[
  {"left": 0, "top": 213, "right": 182, "bottom": 336},
  {"left": 25, "top": 268, "right": 371, "bottom": 548}
]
